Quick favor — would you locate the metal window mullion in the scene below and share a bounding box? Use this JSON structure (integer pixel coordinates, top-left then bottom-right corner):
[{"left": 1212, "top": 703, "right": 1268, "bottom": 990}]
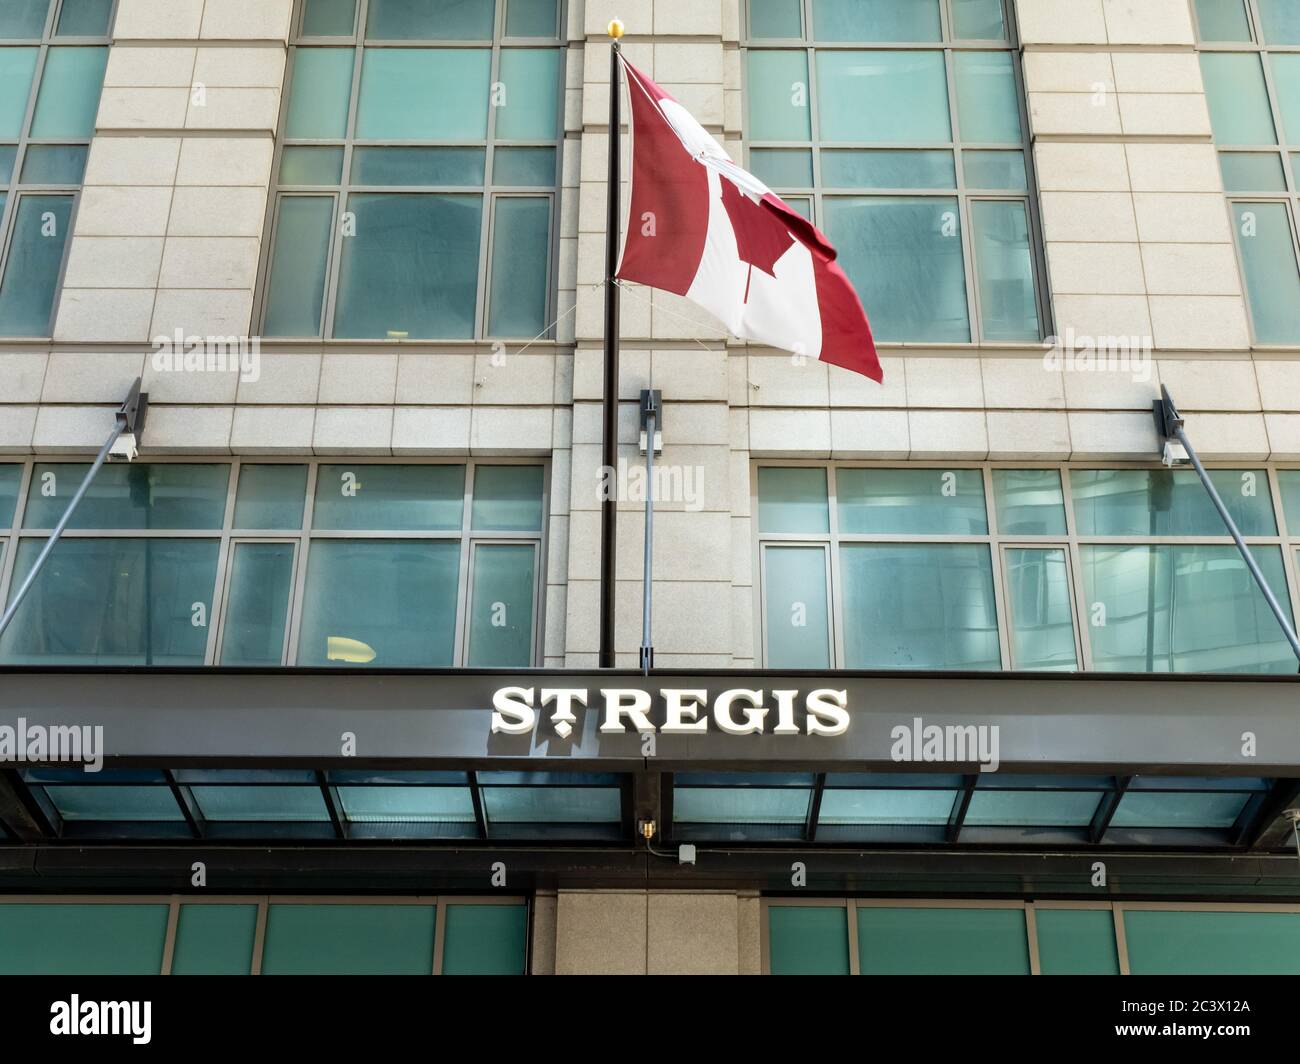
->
[
  {"left": 826, "top": 464, "right": 845, "bottom": 668},
  {"left": 284, "top": 462, "right": 319, "bottom": 664},
  {"left": 476, "top": 32, "right": 503, "bottom": 339},
  {"left": 983, "top": 466, "right": 1012, "bottom": 668},
  {"left": 1058, "top": 468, "right": 1097, "bottom": 671},
  {"left": 452, "top": 459, "right": 475, "bottom": 666},
  {"left": 0, "top": 461, "right": 34, "bottom": 621},
  {"left": 1266, "top": 466, "right": 1300, "bottom": 635},
  {"left": 945, "top": 47, "right": 980, "bottom": 343},
  {"left": 320, "top": 38, "right": 366, "bottom": 339}
]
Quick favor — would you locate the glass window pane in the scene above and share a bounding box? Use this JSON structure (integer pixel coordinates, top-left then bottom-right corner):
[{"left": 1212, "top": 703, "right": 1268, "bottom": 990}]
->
[
  {"left": 333, "top": 193, "right": 482, "bottom": 339},
  {"left": 42, "top": 784, "right": 181, "bottom": 820},
  {"left": 312, "top": 463, "right": 464, "bottom": 530},
  {"left": 481, "top": 786, "right": 622, "bottom": 824},
  {"left": 1124, "top": 910, "right": 1300, "bottom": 975},
  {"left": 506, "top": 0, "right": 558, "bottom": 37},
  {"left": 818, "top": 787, "right": 958, "bottom": 825},
  {"left": 1036, "top": 909, "right": 1120, "bottom": 975},
  {"left": 1, "top": 538, "right": 220, "bottom": 665},
  {"left": 23, "top": 462, "right": 230, "bottom": 529},
  {"left": 466, "top": 544, "right": 536, "bottom": 666},
  {"left": 964, "top": 149, "right": 1027, "bottom": 189},
  {"left": 837, "top": 467, "right": 988, "bottom": 534},
  {"left": 1269, "top": 54, "right": 1300, "bottom": 144},
  {"left": 357, "top": 48, "right": 490, "bottom": 138},
  {"left": 366, "top": 0, "right": 494, "bottom": 38},
  {"left": 55, "top": 0, "right": 113, "bottom": 36},
  {"left": 30, "top": 46, "right": 107, "bottom": 138},
  {"left": 971, "top": 199, "right": 1039, "bottom": 341},
  {"left": 262, "top": 195, "right": 333, "bottom": 337},
  {"left": 842, "top": 544, "right": 1001, "bottom": 669},
  {"left": 1006, "top": 547, "right": 1078, "bottom": 671},
  {"left": 298, "top": 540, "right": 460, "bottom": 666},
  {"left": 352, "top": 145, "right": 484, "bottom": 186},
  {"left": 19, "top": 144, "right": 87, "bottom": 183},
  {"left": 0, "top": 2, "right": 50, "bottom": 38},
  {"left": 1219, "top": 151, "right": 1287, "bottom": 191},
  {"left": 823, "top": 196, "right": 969, "bottom": 342},
  {"left": 764, "top": 545, "right": 830, "bottom": 669},
  {"left": 488, "top": 196, "right": 549, "bottom": 336},
  {"left": 233, "top": 464, "right": 307, "bottom": 529},
  {"left": 442, "top": 904, "right": 528, "bottom": 975},
  {"left": 1200, "top": 53, "right": 1277, "bottom": 144},
  {"left": 279, "top": 145, "right": 344, "bottom": 184},
  {"left": 472, "top": 464, "right": 544, "bottom": 530},
  {"left": 1258, "top": 0, "right": 1300, "bottom": 44},
  {"left": 813, "top": 0, "right": 941, "bottom": 41},
  {"left": 1072, "top": 468, "right": 1277, "bottom": 536},
  {"left": 1195, "top": 0, "right": 1253, "bottom": 40},
  {"left": 783, "top": 194, "right": 811, "bottom": 220},
  {"left": 748, "top": 148, "right": 813, "bottom": 187},
  {"left": 0, "top": 193, "right": 70, "bottom": 336},
  {"left": 492, "top": 146, "right": 554, "bottom": 185},
  {"left": 746, "top": 51, "right": 811, "bottom": 141},
  {"left": 1081, "top": 544, "right": 1296, "bottom": 673},
  {"left": 757, "top": 466, "right": 828, "bottom": 532},
  {"left": 954, "top": 51, "right": 1021, "bottom": 143},
  {"left": 284, "top": 47, "right": 354, "bottom": 139},
  {"left": 190, "top": 785, "right": 329, "bottom": 821},
  {"left": 172, "top": 904, "right": 258, "bottom": 976},
  {"left": 0, "top": 904, "right": 169, "bottom": 976},
  {"left": 817, "top": 51, "right": 950, "bottom": 142},
  {"left": 302, "top": 0, "right": 357, "bottom": 36},
  {"left": 953, "top": 0, "right": 1007, "bottom": 40},
  {"left": 496, "top": 48, "right": 560, "bottom": 138},
  {"left": 749, "top": 0, "right": 802, "bottom": 38},
  {"left": 674, "top": 786, "right": 810, "bottom": 823},
  {"left": 0, "top": 49, "right": 38, "bottom": 139},
  {"left": 992, "top": 468, "right": 1066, "bottom": 534},
  {"left": 262, "top": 904, "right": 436, "bottom": 976},
  {"left": 336, "top": 785, "right": 475, "bottom": 823},
  {"left": 0, "top": 464, "right": 20, "bottom": 526},
  {"left": 965, "top": 787, "right": 1099, "bottom": 825},
  {"left": 1234, "top": 201, "right": 1300, "bottom": 343},
  {"left": 1280, "top": 471, "right": 1300, "bottom": 529},
  {"left": 219, "top": 542, "right": 295, "bottom": 666},
  {"left": 858, "top": 907, "right": 1030, "bottom": 975},
  {"left": 822, "top": 149, "right": 955, "bottom": 188},
  {"left": 769, "top": 906, "right": 849, "bottom": 975},
  {"left": 1111, "top": 789, "right": 1248, "bottom": 828},
  {"left": 0, "top": 147, "right": 16, "bottom": 184}
]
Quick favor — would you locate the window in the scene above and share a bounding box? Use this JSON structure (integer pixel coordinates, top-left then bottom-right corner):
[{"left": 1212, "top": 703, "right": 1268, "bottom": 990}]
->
[
  {"left": 755, "top": 464, "right": 1300, "bottom": 673},
  {"left": 259, "top": 0, "right": 563, "bottom": 340},
  {"left": 1195, "top": 0, "right": 1300, "bottom": 343},
  {"left": 0, "top": 459, "right": 547, "bottom": 667},
  {"left": 743, "top": 0, "right": 1046, "bottom": 343},
  {"left": 0, "top": 0, "right": 111, "bottom": 336}
]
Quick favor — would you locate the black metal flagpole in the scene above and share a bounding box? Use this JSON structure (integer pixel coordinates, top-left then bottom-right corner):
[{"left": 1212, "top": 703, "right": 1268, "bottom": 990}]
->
[{"left": 599, "top": 21, "right": 624, "bottom": 669}]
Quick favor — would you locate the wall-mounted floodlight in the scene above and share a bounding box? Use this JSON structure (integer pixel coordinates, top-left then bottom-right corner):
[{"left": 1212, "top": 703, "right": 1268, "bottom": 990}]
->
[
  {"left": 1155, "top": 386, "right": 1300, "bottom": 666},
  {"left": 0, "top": 378, "right": 148, "bottom": 640}
]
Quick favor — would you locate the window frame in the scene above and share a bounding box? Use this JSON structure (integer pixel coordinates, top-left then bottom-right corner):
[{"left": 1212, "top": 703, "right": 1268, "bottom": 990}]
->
[
  {"left": 1192, "top": 0, "right": 1300, "bottom": 347},
  {"left": 751, "top": 460, "right": 1300, "bottom": 672},
  {"left": 0, "top": 0, "right": 115, "bottom": 339},
  {"left": 740, "top": 0, "right": 1052, "bottom": 345},
  {"left": 254, "top": 0, "right": 567, "bottom": 342},
  {"left": 0, "top": 456, "right": 550, "bottom": 668}
]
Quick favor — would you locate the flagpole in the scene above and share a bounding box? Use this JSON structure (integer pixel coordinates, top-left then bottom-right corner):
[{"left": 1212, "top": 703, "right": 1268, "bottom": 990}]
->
[{"left": 599, "top": 20, "right": 624, "bottom": 669}]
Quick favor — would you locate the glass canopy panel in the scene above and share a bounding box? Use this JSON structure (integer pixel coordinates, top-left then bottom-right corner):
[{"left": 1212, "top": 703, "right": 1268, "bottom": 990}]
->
[
  {"left": 335, "top": 786, "right": 476, "bottom": 823},
  {"left": 1110, "top": 790, "right": 1251, "bottom": 829},
  {"left": 963, "top": 789, "right": 1102, "bottom": 826},
  {"left": 41, "top": 785, "right": 184, "bottom": 821},
  {"left": 479, "top": 786, "right": 622, "bottom": 824},
  {"left": 189, "top": 785, "right": 331, "bottom": 822},
  {"left": 817, "top": 788, "right": 958, "bottom": 825}
]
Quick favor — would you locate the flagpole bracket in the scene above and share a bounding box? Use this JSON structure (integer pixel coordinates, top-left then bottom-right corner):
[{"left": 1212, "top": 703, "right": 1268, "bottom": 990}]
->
[{"left": 639, "top": 389, "right": 662, "bottom": 455}]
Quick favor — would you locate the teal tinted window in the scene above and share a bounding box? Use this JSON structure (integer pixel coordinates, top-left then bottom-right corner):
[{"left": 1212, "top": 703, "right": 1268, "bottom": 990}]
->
[
  {"left": 280, "top": 145, "right": 346, "bottom": 184},
  {"left": 233, "top": 464, "right": 308, "bottom": 529},
  {"left": 352, "top": 145, "right": 485, "bottom": 185},
  {"left": 0, "top": 904, "right": 168, "bottom": 975},
  {"left": 1195, "top": 0, "right": 1253, "bottom": 40},
  {"left": 750, "top": 148, "right": 814, "bottom": 187},
  {"left": 172, "top": 905, "right": 258, "bottom": 976},
  {"left": 1072, "top": 468, "right": 1276, "bottom": 537},
  {"left": 506, "top": 0, "right": 559, "bottom": 37},
  {"left": 0, "top": 194, "right": 71, "bottom": 335},
  {"left": 757, "top": 466, "right": 829, "bottom": 533},
  {"left": 1035, "top": 909, "right": 1120, "bottom": 975},
  {"left": 285, "top": 48, "right": 354, "bottom": 138},
  {"left": 263, "top": 904, "right": 437, "bottom": 975},
  {"left": 487, "top": 195, "right": 550, "bottom": 336},
  {"left": 821, "top": 149, "right": 955, "bottom": 189},
  {"left": 1201, "top": 53, "right": 1278, "bottom": 144},
  {"left": 952, "top": 0, "right": 1006, "bottom": 39},
  {"left": 964, "top": 149, "right": 1027, "bottom": 189},
  {"left": 970, "top": 200, "right": 1039, "bottom": 340},
  {"left": 1005, "top": 548, "right": 1077, "bottom": 671},
  {"left": 0, "top": 464, "right": 20, "bottom": 526},
  {"left": 466, "top": 544, "right": 536, "bottom": 666},
  {"left": 749, "top": 0, "right": 802, "bottom": 38},
  {"left": 1219, "top": 151, "right": 1287, "bottom": 191},
  {"left": 1124, "top": 910, "right": 1300, "bottom": 975},
  {"left": 1278, "top": 470, "right": 1300, "bottom": 529},
  {"left": 471, "top": 464, "right": 544, "bottom": 530},
  {"left": 1271, "top": 54, "right": 1300, "bottom": 143},
  {"left": 858, "top": 907, "right": 1030, "bottom": 974},
  {"left": 813, "top": 0, "right": 941, "bottom": 41},
  {"left": 312, "top": 464, "right": 464, "bottom": 530},
  {"left": 1081, "top": 544, "right": 1296, "bottom": 674},
  {"left": 262, "top": 195, "right": 334, "bottom": 337},
  {"left": 20, "top": 144, "right": 87, "bottom": 183},
  {"left": 1, "top": 538, "right": 220, "bottom": 665},
  {"left": 0, "top": 2, "right": 49, "bottom": 38},
  {"left": 840, "top": 544, "right": 1000, "bottom": 669},
  {"left": 303, "top": 0, "right": 357, "bottom": 36},
  {"left": 29, "top": 46, "right": 106, "bottom": 137},
  {"left": 953, "top": 51, "right": 1020, "bottom": 143},
  {"left": 769, "top": 906, "right": 850, "bottom": 974},
  {"left": 0, "top": 49, "right": 37, "bottom": 138},
  {"left": 298, "top": 540, "right": 460, "bottom": 666},
  {"left": 1259, "top": 0, "right": 1300, "bottom": 44},
  {"left": 367, "top": 0, "right": 494, "bottom": 38},
  {"left": 357, "top": 49, "right": 490, "bottom": 138},
  {"left": 816, "top": 51, "right": 950, "bottom": 142},
  {"left": 493, "top": 146, "right": 555, "bottom": 185},
  {"left": 56, "top": 0, "right": 114, "bottom": 36},
  {"left": 441, "top": 904, "right": 527, "bottom": 974},
  {"left": 746, "top": 51, "right": 810, "bottom": 140},
  {"left": 1233, "top": 202, "right": 1300, "bottom": 343},
  {"left": 837, "top": 467, "right": 987, "bottom": 534},
  {"left": 219, "top": 542, "right": 295, "bottom": 666},
  {"left": 496, "top": 49, "right": 560, "bottom": 139},
  {"left": 23, "top": 463, "right": 230, "bottom": 529},
  {"left": 764, "top": 545, "right": 830, "bottom": 668},
  {"left": 992, "top": 468, "right": 1066, "bottom": 534}
]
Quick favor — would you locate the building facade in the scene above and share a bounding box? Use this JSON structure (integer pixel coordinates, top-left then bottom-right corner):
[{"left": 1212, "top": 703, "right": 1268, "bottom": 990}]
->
[{"left": 3, "top": 0, "right": 1300, "bottom": 975}]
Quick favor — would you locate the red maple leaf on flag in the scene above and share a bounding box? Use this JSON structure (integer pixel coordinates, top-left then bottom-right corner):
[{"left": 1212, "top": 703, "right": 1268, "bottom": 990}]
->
[{"left": 719, "top": 178, "right": 795, "bottom": 292}]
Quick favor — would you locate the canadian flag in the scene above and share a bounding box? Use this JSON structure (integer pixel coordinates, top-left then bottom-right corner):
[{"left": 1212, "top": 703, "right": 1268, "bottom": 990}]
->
[{"left": 615, "top": 55, "right": 882, "bottom": 383}]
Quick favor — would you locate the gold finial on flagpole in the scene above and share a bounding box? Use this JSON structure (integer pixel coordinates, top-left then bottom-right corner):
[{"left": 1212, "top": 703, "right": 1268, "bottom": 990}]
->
[{"left": 608, "top": 18, "right": 625, "bottom": 38}]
